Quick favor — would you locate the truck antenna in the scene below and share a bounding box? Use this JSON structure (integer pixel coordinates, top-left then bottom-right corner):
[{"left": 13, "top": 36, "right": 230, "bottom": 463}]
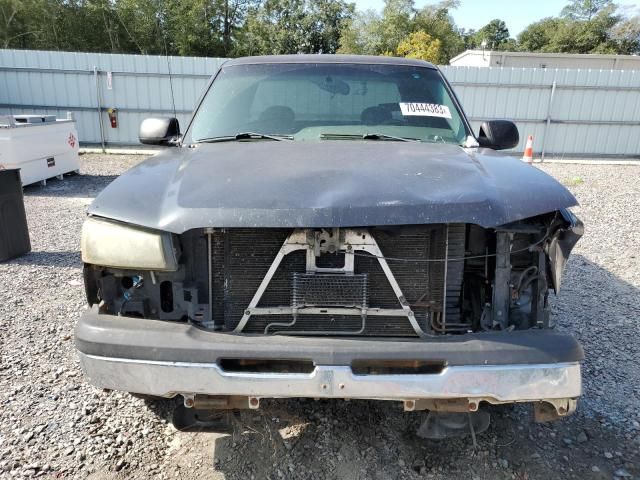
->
[{"left": 163, "top": 36, "right": 177, "bottom": 119}]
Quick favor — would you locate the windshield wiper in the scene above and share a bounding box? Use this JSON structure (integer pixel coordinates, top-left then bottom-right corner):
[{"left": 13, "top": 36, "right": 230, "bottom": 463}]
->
[
  {"left": 197, "top": 132, "right": 293, "bottom": 143},
  {"left": 320, "top": 132, "right": 419, "bottom": 142},
  {"left": 363, "top": 133, "right": 420, "bottom": 142}
]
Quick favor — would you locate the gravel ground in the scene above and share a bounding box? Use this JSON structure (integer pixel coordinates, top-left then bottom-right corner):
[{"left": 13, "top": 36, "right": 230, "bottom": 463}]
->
[{"left": 0, "top": 154, "right": 639, "bottom": 480}]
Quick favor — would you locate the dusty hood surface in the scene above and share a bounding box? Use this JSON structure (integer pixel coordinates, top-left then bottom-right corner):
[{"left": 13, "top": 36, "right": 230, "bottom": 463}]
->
[{"left": 89, "top": 141, "right": 577, "bottom": 233}]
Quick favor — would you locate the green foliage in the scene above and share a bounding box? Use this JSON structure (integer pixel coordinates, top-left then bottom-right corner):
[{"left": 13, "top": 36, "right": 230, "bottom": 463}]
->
[
  {"left": 610, "top": 15, "right": 640, "bottom": 54},
  {"left": 338, "top": 0, "right": 415, "bottom": 56},
  {"left": 337, "top": 9, "right": 384, "bottom": 55},
  {"left": 0, "top": 0, "right": 638, "bottom": 60},
  {"left": 517, "top": 17, "right": 564, "bottom": 52},
  {"left": 459, "top": 28, "right": 477, "bottom": 49},
  {"left": 307, "top": 0, "right": 356, "bottom": 54},
  {"left": 516, "top": 4, "right": 631, "bottom": 54},
  {"left": 337, "top": 0, "right": 636, "bottom": 61},
  {"left": 561, "top": 0, "right": 612, "bottom": 21},
  {"left": 413, "top": 1, "right": 464, "bottom": 63},
  {"left": 235, "top": 0, "right": 354, "bottom": 56},
  {"left": 1, "top": 0, "right": 45, "bottom": 49},
  {"left": 378, "top": 0, "right": 414, "bottom": 53},
  {"left": 564, "top": 176, "right": 585, "bottom": 186},
  {"left": 552, "top": 8, "right": 619, "bottom": 53},
  {"left": 395, "top": 30, "right": 441, "bottom": 63},
  {"left": 338, "top": 0, "right": 464, "bottom": 64},
  {"left": 474, "top": 19, "right": 510, "bottom": 49},
  {"left": 0, "top": 0, "right": 350, "bottom": 56}
]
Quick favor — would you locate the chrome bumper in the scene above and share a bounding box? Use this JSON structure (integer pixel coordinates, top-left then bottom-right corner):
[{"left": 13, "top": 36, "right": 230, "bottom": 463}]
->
[{"left": 78, "top": 352, "right": 581, "bottom": 409}]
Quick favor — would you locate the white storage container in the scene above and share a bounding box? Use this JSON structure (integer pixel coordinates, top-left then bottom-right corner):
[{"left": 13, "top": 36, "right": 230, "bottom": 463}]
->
[{"left": 0, "top": 113, "right": 80, "bottom": 186}]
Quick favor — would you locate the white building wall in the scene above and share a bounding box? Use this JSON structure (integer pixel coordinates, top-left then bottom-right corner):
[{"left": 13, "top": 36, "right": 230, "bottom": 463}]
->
[{"left": 451, "top": 50, "right": 640, "bottom": 71}]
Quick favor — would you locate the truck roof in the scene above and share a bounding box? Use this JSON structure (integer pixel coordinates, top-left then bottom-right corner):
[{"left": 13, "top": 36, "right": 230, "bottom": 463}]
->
[{"left": 225, "top": 54, "right": 437, "bottom": 69}]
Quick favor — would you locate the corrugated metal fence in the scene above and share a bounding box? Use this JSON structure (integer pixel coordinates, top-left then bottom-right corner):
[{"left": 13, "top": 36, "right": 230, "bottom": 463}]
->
[
  {"left": 0, "top": 49, "right": 225, "bottom": 147},
  {"left": 1, "top": 49, "right": 639, "bottom": 158},
  {"left": 441, "top": 66, "right": 640, "bottom": 159}
]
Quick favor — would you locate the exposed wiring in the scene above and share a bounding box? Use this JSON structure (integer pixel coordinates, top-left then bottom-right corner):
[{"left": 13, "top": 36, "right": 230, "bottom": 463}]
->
[
  {"left": 518, "top": 272, "right": 545, "bottom": 297},
  {"left": 118, "top": 275, "right": 144, "bottom": 315},
  {"left": 515, "top": 265, "right": 538, "bottom": 292},
  {"left": 351, "top": 235, "right": 548, "bottom": 264}
]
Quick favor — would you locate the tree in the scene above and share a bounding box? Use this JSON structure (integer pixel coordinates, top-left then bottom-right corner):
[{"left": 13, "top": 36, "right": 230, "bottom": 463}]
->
[
  {"left": 396, "top": 30, "right": 441, "bottom": 63},
  {"left": 220, "top": 0, "right": 261, "bottom": 54},
  {"left": 0, "top": 0, "right": 46, "bottom": 49},
  {"left": 378, "top": 0, "right": 415, "bottom": 53},
  {"left": 0, "top": 0, "right": 260, "bottom": 55},
  {"left": 550, "top": 7, "right": 619, "bottom": 53},
  {"left": 610, "top": 15, "right": 640, "bottom": 54},
  {"left": 516, "top": 5, "right": 625, "bottom": 54},
  {"left": 1, "top": 0, "right": 634, "bottom": 59},
  {"left": 338, "top": 9, "right": 383, "bottom": 54},
  {"left": 517, "top": 17, "right": 564, "bottom": 52},
  {"left": 162, "top": 0, "right": 225, "bottom": 57},
  {"left": 304, "top": 0, "right": 355, "bottom": 53},
  {"left": 236, "top": 0, "right": 353, "bottom": 56},
  {"left": 338, "top": 0, "right": 416, "bottom": 55},
  {"left": 561, "top": 0, "right": 612, "bottom": 21},
  {"left": 413, "top": 0, "right": 464, "bottom": 64},
  {"left": 337, "top": 0, "right": 464, "bottom": 63},
  {"left": 475, "top": 19, "right": 510, "bottom": 49},
  {"left": 113, "top": 0, "right": 165, "bottom": 54},
  {"left": 498, "top": 38, "right": 518, "bottom": 51},
  {"left": 459, "top": 28, "right": 478, "bottom": 50}
]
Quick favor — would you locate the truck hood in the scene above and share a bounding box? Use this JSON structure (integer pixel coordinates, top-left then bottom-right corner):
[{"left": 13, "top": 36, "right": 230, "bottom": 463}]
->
[{"left": 89, "top": 141, "right": 577, "bottom": 233}]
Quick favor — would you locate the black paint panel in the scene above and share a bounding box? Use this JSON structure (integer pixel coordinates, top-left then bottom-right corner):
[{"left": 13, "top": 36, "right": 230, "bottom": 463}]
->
[{"left": 89, "top": 142, "right": 577, "bottom": 232}]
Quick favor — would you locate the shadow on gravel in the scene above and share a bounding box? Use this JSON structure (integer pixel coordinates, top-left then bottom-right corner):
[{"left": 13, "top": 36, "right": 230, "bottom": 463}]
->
[
  {"left": 100, "top": 252, "right": 638, "bottom": 479},
  {"left": 205, "top": 399, "right": 639, "bottom": 480},
  {"left": 205, "top": 400, "right": 522, "bottom": 480},
  {"left": 202, "top": 254, "right": 639, "bottom": 479},
  {"left": 142, "top": 396, "right": 180, "bottom": 421},
  {"left": 553, "top": 254, "right": 640, "bottom": 425},
  {"left": 23, "top": 173, "right": 119, "bottom": 199},
  {"left": 4, "top": 250, "right": 81, "bottom": 267}
]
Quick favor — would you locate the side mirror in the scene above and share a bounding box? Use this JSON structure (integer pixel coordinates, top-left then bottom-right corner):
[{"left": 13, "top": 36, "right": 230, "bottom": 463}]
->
[
  {"left": 477, "top": 120, "right": 519, "bottom": 150},
  {"left": 139, "top": 117, "right": 180, "bottom": 146}
]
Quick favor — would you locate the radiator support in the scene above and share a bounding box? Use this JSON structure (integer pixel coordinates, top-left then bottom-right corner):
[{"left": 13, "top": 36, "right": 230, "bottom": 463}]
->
[{"left": 232, "top": 228, "right": 438, "bottom": 337}]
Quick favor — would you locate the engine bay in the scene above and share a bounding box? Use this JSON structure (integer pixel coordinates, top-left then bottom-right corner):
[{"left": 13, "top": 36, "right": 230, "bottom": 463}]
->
[{"left": 84, "top": 210, "right": 582, "bottom": 337}]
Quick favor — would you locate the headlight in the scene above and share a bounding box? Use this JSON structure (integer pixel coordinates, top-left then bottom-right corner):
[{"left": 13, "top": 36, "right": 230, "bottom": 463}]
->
[{"left": 81, "top": 217, "right": 178, "bottom": 271}]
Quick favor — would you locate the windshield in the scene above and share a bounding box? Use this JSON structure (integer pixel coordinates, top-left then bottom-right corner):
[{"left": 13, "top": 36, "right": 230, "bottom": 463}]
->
[{"left": 187, "top": 62, "right": 470, "bottom": 145}]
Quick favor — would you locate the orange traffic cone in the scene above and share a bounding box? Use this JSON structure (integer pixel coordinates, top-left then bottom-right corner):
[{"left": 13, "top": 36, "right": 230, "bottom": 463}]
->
[{"left": 522, "top": 135, "right": 534, "bottom": 164}]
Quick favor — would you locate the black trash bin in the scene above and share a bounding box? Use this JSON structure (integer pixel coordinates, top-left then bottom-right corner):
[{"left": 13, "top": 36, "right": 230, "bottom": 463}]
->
[{"left": 0, "top": 169, "right": 31, "bottom": 261}]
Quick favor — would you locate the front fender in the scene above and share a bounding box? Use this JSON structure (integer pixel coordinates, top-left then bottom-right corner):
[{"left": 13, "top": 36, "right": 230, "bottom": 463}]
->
[{"left": 547, "top": 208, "right": 584, "bottom": 293}]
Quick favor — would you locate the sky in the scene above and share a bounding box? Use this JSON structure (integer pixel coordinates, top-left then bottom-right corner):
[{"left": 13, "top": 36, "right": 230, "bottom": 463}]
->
[{"left": 351, "top": 0, "right": 635, "bottom": 36}]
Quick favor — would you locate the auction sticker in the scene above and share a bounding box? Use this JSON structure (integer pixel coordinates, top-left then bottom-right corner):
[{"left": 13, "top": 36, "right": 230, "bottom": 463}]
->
[{"left": 399, "top": 102, "right": 452, "bottom": 119}]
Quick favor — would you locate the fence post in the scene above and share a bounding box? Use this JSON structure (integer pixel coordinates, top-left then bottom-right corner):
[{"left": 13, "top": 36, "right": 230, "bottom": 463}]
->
[
  {"left": 93, "top": 66, "right": 106, "bottom": 152},
  {"left": 541, "top": 79, "right": 556, "bottom": 162}
]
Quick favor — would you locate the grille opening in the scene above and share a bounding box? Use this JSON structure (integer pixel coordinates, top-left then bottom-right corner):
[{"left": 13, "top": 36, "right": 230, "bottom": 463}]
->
[
  {"left": 121, "top": 276, "right": 134, "bottom": 289},
  {"left": 160, "top": 281, "right": 174, "bottom": 313},
  {"left": 351, "top": 359, "right": 446, "bottom": 375},
  {"left": 316, "top": 251, "right": 345, "bottom": 268},
  {"left": 243, "top": 314, "right": 416, "bottom": 335},
  {"left": 207, "top": 225, "right": 467, "bottom": 335},
  {"left": 218, "top": 358, "right": 315, "bottom": 374}
]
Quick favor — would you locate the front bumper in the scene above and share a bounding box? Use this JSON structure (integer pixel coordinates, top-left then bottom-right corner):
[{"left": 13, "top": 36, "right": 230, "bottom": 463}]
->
[{"left": 76, "top": 308, "right": 582, "bottom": 409}]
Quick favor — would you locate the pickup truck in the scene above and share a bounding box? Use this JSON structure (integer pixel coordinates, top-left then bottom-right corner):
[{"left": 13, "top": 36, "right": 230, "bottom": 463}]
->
[{"left": 76, "top": 55, "right": 583, "bottom": 427}]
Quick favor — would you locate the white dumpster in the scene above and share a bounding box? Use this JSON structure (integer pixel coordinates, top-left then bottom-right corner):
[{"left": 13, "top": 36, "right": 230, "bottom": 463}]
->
[{"left": 0, "top": 113, "right": 80, "bottom": 186}]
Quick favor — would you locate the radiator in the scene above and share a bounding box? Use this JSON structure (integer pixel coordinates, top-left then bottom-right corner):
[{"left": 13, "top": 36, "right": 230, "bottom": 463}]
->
[{"left": 208, "top": 225, "right": 466, "bottom": 336}]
